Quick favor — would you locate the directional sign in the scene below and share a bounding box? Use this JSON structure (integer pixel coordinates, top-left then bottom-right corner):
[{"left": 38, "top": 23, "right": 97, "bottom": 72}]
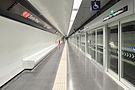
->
[{"left": 91, "top": 1, "right": 101, "bottom": 11}]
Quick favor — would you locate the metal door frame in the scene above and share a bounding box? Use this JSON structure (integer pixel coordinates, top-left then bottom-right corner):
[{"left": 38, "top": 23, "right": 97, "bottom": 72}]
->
[
  {"left": 119, "top": 14, "right": 135, "bottom": 90},
  {"left": 107, "top": 20, "right": 120, "bottom": 80}
]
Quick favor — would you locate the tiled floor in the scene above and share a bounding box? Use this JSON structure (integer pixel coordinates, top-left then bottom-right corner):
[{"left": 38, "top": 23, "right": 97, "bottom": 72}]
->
[
  {"left": 0, "top": 45, "right": 64, "bottom": 90},
  {"left": 52, "top": 43, "right": 67, "bottom": 90},
  {"left": 67, "top": 43, "right": 124, "bottom": 90},
  {"left": 0, "top": 43, "right": 125, "bottom": 90}
]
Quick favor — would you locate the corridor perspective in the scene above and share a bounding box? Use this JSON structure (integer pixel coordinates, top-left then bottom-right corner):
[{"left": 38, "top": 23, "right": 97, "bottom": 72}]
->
[{"left": 0, "top": 0, "right": 135, "bottom": 90}]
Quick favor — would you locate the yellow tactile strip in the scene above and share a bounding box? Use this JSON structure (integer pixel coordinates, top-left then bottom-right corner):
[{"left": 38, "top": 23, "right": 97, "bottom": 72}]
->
[{"left": 52, "top": 42, "right": 67, "bottom": 90}]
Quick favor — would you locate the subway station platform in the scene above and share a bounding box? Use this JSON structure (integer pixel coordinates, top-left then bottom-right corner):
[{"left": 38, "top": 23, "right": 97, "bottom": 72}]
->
[
  {"left": 67, "top": 43, "right": 124, "bottom": 90},
  {"left": 0, "top": 0, "right": 135, "bottom": 90},
  {"left": 0, "top": 45, "right": 64, "bottom": 90},
  {"left": 1, "top": 0, "right": 135, "bottom": 90},
  {"left": 0, "top": 43, "right": 125, "bottom": 90}
]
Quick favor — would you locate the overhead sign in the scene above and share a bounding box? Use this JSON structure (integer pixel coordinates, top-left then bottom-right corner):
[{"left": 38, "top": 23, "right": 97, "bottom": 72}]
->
[
  {"left": 103, "top": 6, "right": 128, "bottom": 21},
  {"left": 21, "top": 11, "right": 39, "bottom": 23},
  {"left": 91, "top": 1, "right": 101, "bottom": 11},
  {"left": 21, "top": 11, "right": 30, "bottom": 18}
]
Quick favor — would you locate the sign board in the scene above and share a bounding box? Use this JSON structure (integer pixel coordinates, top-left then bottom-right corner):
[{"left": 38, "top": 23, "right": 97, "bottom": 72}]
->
[
  {"left": 21, "top": 11, "right": 30, "bottom": 18},
  {"left": 103, "top": 6, "right": 128, "bottom": 21},
  {"left": 91, "top": 1, "right": 101, "bottom": 11},
  {"left": 21, "top": 11, "right": 40, "bottom": 23}
]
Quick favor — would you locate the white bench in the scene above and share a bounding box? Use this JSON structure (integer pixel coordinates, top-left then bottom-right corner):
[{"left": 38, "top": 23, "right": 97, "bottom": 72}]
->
[{"left": 22, "top": 44, "right": 57, "bottom": 69}]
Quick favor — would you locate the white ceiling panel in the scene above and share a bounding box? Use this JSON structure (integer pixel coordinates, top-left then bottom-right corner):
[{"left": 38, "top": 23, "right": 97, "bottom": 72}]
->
[
  {"left": 68, "top": 0, "right": 111, "bottom": 36},
  {"left": 28, "top": 0, "right": 73, "bottom": 35}
]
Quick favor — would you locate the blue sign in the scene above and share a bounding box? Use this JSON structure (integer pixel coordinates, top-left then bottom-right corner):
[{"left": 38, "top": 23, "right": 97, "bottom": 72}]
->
[
  {"left": 91, "top": 1, "right": 101, "bottom": 11},
  {"left": 131, "top": 46, "right": 135, "bottom": 52}
]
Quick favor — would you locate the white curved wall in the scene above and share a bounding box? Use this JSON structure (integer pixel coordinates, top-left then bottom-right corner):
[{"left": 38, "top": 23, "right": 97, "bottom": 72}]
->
[{"left": 0, "top": 16, "right": 59, "bottom": 86}]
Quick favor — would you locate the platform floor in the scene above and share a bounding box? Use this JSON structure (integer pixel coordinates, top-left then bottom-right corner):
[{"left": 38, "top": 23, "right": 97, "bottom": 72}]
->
[
  {"left": 0, "top": 43, "right": 125, "bottom": 90},
  {"left": 67, "top": 43, "right": 124, "bottom": 90},
  {"left": 0, "top": 45, "right": 64, "bottom": 90}
]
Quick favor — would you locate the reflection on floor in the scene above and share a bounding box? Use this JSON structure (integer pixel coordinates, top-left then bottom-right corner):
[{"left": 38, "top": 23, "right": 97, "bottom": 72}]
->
[
  {"left": 0, "top": 43, "right": 126, "bottom": 90},
  {"left": 67, "top": 43, "right": 124, "bottom": 90},
  {"left": 0, "top": 45, "right": 64, "bottom": 90}
]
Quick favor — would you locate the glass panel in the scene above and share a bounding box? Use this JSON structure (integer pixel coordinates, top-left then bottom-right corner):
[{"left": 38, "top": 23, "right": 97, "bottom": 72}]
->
[
  {"left": 97, "top": 29, "right": 103, "bottom": 65},
  {"left": 91, "top": 31, "right": 96, "bottom": 60},
  {"left": 87, "top": 32, "right": 92, "bottom": 55},
  {"left": 121, "top": 21, "right": 135, "bottom": 85},
  {"left": 108, "top": 25, "right": 118, "bottom": 74},
  {"left": 77, "top": 36, "right": 79, "bottom": 47},
  {"left": 97, "top": 52, "right": 103, "bottom": 65},
  {"left": 81, "top": 42, "right": 85, "bottom": 52},
  {"left": 81, "top": 34, "right": 85, "bottom": 52}
]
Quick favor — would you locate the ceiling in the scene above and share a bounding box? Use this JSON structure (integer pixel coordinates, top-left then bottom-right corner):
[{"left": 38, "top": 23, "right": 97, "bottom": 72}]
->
[
  {"left": 28, "top": 0, "right": 74, "bottom": 35},
  {"left": 68, "top": 0, "right": 111, "bottom": 36},
  {"left": 27, "top": 0, "right": 116, "bottom": 36}
]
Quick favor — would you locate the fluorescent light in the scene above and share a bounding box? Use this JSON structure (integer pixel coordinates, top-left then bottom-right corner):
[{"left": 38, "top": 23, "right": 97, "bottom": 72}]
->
[
  {"left": 67, "top": 0, "right": 82, "bottom": 35},
  {"left": 73, "top": 0, "right": 82, "bottom": 9},
  {"left": 68, "top": 21, "right": 74, "bottom": 31},
  {"left": 70, "top": 11, "right": 78, "bottom": 21}
]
